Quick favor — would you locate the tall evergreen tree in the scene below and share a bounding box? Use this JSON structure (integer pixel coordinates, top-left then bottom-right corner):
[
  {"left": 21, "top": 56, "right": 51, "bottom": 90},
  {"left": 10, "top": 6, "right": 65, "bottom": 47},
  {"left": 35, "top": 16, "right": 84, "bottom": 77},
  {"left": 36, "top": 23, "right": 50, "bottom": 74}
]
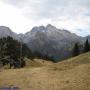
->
[
  {"left": 0, "top": 36, "right": 34, "bottom": 68},
  {"left": 84, "top": 39, "right": 90, "bottom": 53},
  {"left": 72, "top": 43, "right": 80, "bottom": 56}
]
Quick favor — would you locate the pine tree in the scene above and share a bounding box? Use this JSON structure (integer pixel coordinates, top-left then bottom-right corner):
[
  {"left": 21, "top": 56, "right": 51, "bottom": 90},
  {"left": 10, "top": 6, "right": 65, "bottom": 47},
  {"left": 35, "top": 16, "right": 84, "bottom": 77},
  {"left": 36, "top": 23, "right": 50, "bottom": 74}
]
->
[
  {"left": 84, "top": 39, "right": 90, "bottom": 53},
  {"left": 0, "top": 36, "right": 35, "bottom": 68},
  {"left": 72, "top": 43, "right": 80, "bottom": 56}
]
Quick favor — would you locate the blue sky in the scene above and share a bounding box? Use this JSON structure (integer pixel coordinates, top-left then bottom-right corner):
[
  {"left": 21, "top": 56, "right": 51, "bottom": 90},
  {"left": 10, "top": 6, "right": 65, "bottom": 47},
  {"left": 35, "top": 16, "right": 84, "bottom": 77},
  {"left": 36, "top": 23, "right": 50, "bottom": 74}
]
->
[{"left": 0, "top": 0, "right": 90, "bottom": 36}]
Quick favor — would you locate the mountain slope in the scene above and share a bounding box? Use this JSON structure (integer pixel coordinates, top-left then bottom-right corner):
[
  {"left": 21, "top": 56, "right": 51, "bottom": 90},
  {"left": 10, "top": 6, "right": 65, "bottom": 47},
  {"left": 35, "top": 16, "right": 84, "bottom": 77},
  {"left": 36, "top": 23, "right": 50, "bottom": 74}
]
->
[
  {"left": 0, "top": 26, "right": 19, "bottom": 40},
  {"left": 0, "top": 52, "right": 90, "bottom": 90},
  {"left": 85, "top": 35, "right": 90, "bottom": 42},
  {"left": 24, "top": 24, "right": 84, "bottom": 61},
  {"left": 0, "top": 25, "right": 88, "bottom": 61}
]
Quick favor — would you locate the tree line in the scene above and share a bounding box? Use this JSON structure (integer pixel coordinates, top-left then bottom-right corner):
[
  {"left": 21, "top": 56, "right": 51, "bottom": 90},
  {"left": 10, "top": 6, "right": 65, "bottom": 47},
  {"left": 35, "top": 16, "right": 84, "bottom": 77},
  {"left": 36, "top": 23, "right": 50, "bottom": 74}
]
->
[
  {"left": 0, "top": 36, "right": 52, "bottom": 69},
  {"left": 0, "top": 36, "right": 34, "bottom": 69},
  {"left": 72, "top": 39, "right": 90, "bottom": 57},
  {"left": 0, "top": 36, "right": 89, "bottom": 69}
]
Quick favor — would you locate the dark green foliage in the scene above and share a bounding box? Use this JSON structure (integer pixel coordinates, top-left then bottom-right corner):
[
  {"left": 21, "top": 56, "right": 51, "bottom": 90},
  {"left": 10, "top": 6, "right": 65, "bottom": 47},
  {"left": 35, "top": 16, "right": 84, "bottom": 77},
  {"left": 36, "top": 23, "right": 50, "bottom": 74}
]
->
[
  {"left": 83, "top": 39, "right": 90, "bottom": 53},
  {"left": 72, "top": 43, "right": 80, "bottom": 57},
  {"left": 22, "top": 44, "right": 34, "bottom": 59},
  {"left": 33, "top": 51, "right": 56, "bottom": 62},
  {"left": 0, "top": 36, "right": 33, "bottom": 68},
  {"left": 21, "top": 59, "right": 26, "bottom": 68}
]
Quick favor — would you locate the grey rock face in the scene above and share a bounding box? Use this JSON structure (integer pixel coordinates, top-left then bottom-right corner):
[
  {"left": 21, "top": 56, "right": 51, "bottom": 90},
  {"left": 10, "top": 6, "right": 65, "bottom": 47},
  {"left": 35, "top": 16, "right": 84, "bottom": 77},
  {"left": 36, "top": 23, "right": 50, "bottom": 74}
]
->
[
  {"left": 23, "top": 24, "right": 84, "bottom": 61},
  {"left": 0, "top": 25, "right": 89, "bottom": 61},
  {"left": 0, "top": 26, "right": 19, "bottom": 40}
]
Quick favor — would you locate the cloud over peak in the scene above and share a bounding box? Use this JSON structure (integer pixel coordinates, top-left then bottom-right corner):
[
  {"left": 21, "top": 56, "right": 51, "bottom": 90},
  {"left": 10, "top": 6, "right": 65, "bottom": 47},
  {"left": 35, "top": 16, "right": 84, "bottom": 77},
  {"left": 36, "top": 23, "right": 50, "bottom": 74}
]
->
[{"left": 0, "top": 0, "right": 90, "bottom": 36}]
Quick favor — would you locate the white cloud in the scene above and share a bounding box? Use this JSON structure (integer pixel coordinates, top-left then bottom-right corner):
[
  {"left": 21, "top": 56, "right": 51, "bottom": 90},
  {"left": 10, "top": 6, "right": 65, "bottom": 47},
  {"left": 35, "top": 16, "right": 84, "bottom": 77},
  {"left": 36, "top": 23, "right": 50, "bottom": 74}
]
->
[
  {"left": 0, "top": 0, "right": 90, "bottom": 36},
  {"left": 0, "top": 1, "right": 35, "bottom": 33}
]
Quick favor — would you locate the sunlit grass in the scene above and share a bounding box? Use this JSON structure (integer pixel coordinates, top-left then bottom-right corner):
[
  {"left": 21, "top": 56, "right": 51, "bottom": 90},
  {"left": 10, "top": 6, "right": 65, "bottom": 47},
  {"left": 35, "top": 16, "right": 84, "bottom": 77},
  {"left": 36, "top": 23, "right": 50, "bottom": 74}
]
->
[{"left": 0, "top": 52, "right": 90, "bottom": 90}]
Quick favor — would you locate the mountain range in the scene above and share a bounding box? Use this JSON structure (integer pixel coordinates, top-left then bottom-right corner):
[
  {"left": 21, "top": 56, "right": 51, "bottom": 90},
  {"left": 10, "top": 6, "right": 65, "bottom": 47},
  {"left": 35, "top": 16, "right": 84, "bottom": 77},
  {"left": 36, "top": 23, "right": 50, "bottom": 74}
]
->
[{"left": 0, "top": 24, "right": 89, "bottom": 61}]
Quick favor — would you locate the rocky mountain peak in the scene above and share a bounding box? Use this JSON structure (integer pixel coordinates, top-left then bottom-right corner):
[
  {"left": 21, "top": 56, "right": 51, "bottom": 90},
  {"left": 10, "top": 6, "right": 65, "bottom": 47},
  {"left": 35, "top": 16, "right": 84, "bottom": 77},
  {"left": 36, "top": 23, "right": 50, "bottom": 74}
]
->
[
  {"left": 0, "top": 26, "right": 11, "bottom": 32},
  {"left": 46, "top": 24, "right": 57, "bottom": 30}
]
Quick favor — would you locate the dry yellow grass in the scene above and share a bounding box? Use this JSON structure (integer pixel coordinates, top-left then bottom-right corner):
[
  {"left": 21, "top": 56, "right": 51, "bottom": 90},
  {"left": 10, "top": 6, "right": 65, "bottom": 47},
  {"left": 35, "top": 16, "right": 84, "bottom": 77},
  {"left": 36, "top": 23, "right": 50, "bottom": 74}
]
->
[
  {"left": 25, "top": 58, "right": 53, "bottom": 68},
  {"left": 0, "top": 52, "right": 90, "bottom": 90}
]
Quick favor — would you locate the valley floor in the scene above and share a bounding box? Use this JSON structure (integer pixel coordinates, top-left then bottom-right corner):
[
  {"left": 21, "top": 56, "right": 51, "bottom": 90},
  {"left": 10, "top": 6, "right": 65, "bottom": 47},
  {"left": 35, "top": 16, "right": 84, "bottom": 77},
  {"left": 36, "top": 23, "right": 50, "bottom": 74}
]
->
[{"left": 0, "top": 52, "right": 90, "bottom": 90}]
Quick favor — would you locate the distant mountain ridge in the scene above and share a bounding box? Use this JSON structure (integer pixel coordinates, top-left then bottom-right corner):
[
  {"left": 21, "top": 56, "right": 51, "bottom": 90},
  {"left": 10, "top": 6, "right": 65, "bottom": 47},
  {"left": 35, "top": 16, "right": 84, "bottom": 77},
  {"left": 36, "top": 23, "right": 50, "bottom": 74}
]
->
[
  {"left": 0, "top": 25, "right": 89, "bottom": 61},
  {"left": 0, "top": 26, "right": 19, "bottom": 40}
]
